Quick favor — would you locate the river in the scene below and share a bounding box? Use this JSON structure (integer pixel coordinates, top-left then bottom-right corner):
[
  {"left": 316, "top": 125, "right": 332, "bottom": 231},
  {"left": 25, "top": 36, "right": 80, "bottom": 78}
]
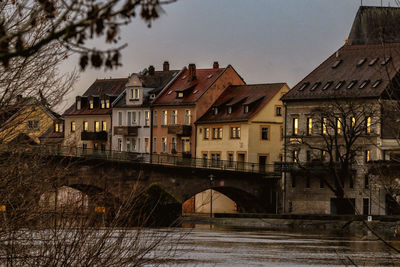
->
[{"left": 152, "top": 225, "right": 400, "bottom": 266}]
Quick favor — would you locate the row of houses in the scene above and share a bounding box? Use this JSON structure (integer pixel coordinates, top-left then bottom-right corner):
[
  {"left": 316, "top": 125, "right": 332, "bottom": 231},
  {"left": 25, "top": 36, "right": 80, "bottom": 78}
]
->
[{"left": 2, "top": 6, "right": 400, "bottom": 216}]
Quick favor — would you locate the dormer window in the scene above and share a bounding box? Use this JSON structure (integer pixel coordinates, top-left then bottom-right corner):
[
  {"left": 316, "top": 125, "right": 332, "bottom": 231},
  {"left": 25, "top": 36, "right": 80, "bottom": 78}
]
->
[
  {"left": 347, "top": 80, "right": 358, "bottom": 89},
  {"left": 101, "top": 100, "right": 105, "bottom": 109},
  {"left": 177, "top": 92, "right": 184, "bottom": 99},
  {"left": 369, "top": 58, "right": 379, "bottom": 66},
  {"left": 381, "top": 57, "right": 392, "bottom": 66},
  {"left": 130, "top": 88, "right": 140, "bottom": 100},
  {"left": 89, "top": 100, "right": 94, "bottom": 110},
  {"left": 332, "top": 59, "right": 342, "bottom": 69},
  {"left": 356, "top": 58, "right": 367, "bottom": 67},
  {"left": 372, "top": 80, "right": 382, "bottom": 88},
  {"left": 106, "top": 99, "right": 110, "bottom": 109},
  {"left": 76, "top": 100, "right": 81, "bottom": 110},
  {"left": 359, "top": 80, "right": 370, "bottom": 89},
  {"left": 334, "top": 81, "right": 345, "bottom": 90},
  {"left": 213, "top": 107, "right": 218, "bottom": 115},
  {"left": 298, "top": 82, "right": 310, "bottom": 91},
  {"left": 227, "top": 107, "right": 232, "bottom": 114},
  {"left": 244, "top": 105, "right": 249, "bottom": 114}
]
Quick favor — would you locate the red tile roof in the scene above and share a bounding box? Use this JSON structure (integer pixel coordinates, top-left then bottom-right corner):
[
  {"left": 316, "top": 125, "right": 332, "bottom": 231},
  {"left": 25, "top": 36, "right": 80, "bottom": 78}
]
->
[
  {"left": 282, "top": 43, "right": 400, "bottom": 102},
  {"left": 152, "top": 67, "right": 225, "bottom": 106},
  {"left": 196, "top": 83, "right": 286, "bottom": 124}
]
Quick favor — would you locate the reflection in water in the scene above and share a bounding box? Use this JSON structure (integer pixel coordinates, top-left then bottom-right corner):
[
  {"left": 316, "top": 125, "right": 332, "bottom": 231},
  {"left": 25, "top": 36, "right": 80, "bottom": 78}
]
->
[{"left": 153, "top": 225, "right": 400, "bottom": 266}]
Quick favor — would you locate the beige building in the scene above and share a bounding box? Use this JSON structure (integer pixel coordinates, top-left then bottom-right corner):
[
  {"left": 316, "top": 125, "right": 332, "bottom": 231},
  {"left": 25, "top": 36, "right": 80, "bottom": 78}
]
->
[{"left": 195, "top": 83, "right": 289, "bottom": 169}]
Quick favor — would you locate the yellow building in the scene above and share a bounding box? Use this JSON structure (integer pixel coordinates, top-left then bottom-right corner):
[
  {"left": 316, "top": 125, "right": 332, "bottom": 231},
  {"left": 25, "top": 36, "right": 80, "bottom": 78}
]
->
[
  {"left": 0, "top": 97, "right": 61, "bottom": 144},
  {"left": 195, "top": 83, "right": 289, "bottom": 168}
]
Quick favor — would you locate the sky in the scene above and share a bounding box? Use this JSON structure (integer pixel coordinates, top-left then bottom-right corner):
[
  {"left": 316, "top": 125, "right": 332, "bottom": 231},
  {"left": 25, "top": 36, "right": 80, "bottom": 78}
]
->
[{"left": 58, "top": 0, "right": 399, "bottom": 111}]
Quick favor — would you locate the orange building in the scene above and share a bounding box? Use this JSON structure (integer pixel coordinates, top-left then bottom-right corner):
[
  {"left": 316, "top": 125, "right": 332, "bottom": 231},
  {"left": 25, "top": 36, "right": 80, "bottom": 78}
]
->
[{"left": 151, "top": 62, "right": 245, "bottom": 157}]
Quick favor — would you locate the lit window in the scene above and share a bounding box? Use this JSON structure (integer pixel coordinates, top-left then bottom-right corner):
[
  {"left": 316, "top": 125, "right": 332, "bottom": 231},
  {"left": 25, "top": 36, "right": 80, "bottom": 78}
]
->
[
  {"left": 89, "top": 100, "right": 94, "bottom": 110},
  {"left": 307, "top": 118, "right": 312, "bottom": 136},
  {"left": 184, "top": 110, "right": 191, "bottom": 125},
  {"left": 228, "top": 106, "right": 232, "bottom": 114},
  {"left": 351, "top": 117, "right": 356, "bottom": 128},
  {"left": 172, "top": 110, "right": 177, "bottom": 125},
  {"left": 372, "top": 80, "right": 382, "bottom": 88},
  {"left": 293, "top": 150, "right": 298, "bottom": 163},
  {"left": 334, "top": 81, "right": 345, "bottom": 90},
  {"left": 359, "top": 80, "right": 370, "bottom": 89},
  {"left": 368, "top": 58, "right": 379, "bottom": 66},
  {"left": 322, "top": 81, "right": 333, "bottom": 90},
  {"left": 204, "top": 128, "right": 210, "bottom": 139},
  {"left": 213, "top": 108, "right": 218, "bottom": 115},
  {"left": 322, "top": 117, "right": 327, "bottom": 135},
  {"left": 83, "top": 121, "right": 88, "bottom": 132},
  {"left": 55, "top": 123, "right": 59, "bottom": 132},
  {"left": 71, "top": 121, "right": 76, "bottom": 132},
  {"left": 298, "top": 82, "right": 310, "bottom": 91},
  {"left": 213, "top": 128, "right": 222, "bottom": 139},
  {"left": 293, "top": 118, "right": 299, "bottom": 135},
  {"left": 145, "top": 111, "right": 150, "bottom": 126},
  {"left": 310, "top": 82, "right": 321, "bottom": 91},
  {"left": 94, "top": 121, "right": 100, "bottom": 132},
  {"left": 162, "top": 111, "right": 168, "bottom": 125},
  {"left": 106, "top": 100, "right": 110, "bottom": 109},
  {"left": 161, "top": 137, "right": 167, "bottom": 153},
  {"left": 366, "top": 116, "right": 371, "bottom": 134},
  {"left": 230, "top": 127, "right": 241, "bottom": 139},
  {"left": 131, "top": 88, "right": 140, "bottom": 100},
  {"left": 332, "top": 59, "right": 342, "bottom": 69},
  {"left": 356, "top": 58, "right": 367, "bottom": 67},
  {"left": 336, "top": 118, "right": 342, "bottom": 134},
  {"left": 381, "top": 57, "right": 392, "bottom": 66},
  {"left": 177, "top": 92, "right": 184, "bottom": 98},
  {"left": 101, "top": 100, "right": 105, "bottom": 109},
  {"left": 102, "top": 121, "right": 107, "bottom": 131},
  {"left": 365, "top": 150, "right": 371, "bottom": 162},
  {"left": 347, "top": 80, "right": 358, "bottom": 89}
]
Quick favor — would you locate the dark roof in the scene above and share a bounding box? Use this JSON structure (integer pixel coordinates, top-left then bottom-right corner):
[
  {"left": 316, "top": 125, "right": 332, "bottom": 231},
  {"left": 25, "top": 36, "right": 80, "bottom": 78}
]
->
[
  {"left": 39, "top": 126, "right": 64, "bottom": 141},
  {"left": 196, "top": 83, "right": 286, "bottom": 124},
  {"left": 63, "top": 78, "right": 128, "bottom": 116},
  {"left": 282, "top": 43, "right": 400, "bottom": 102},
  {"left": 152, "top": 67, "right": 226, "bottom": 106},
  {"left": 348, "top": 6, "right": 400, "bottom": 45},
  {"left": 114, "top": 70, "right": 178, "bottom": 108}
]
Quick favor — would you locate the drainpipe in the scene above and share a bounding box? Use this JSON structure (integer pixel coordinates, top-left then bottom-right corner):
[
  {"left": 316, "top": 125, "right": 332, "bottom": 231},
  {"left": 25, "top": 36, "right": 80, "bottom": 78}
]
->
[{"left": 282, "top": 104, "right": 287, "bottom": 214}]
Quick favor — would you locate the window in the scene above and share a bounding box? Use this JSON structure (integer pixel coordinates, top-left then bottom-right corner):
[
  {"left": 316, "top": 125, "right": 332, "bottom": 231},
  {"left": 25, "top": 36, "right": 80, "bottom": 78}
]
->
[
  {"left": 27, "top": 120, "right": 39, "bottom": 130},
  {"left": 130, "top": 88, "right": 140, "bottom": 100},
  {"left": 381, "top": 56, "right": 391, "bottom": 66},
  {"left": 334, "top": 81, "right": 345, "bottom": 90},
  {"left": 298, "top": 82, "right": 309, "bottom": 91},
  {"left": 118, "top": 139, "right": 122, "bottom": 152},
  {"left": 55, "top": 123, "right": 59, "bottom": 132},
  {"left": 369, "top": 58, "right": 379, "bottom": 66},
  {"left": 230, "top": 127, "right": 241, "bottom": 139},
  {"left": 351, "top": 117, "right": 356, "bottom": 128},
  {"left": 365, "top": 150, "right": 371, "bottom": 162},
  {"left": 102, "top": 121, "right": 107, "bottom": 131},
  {"left": 76, "top": 100, "right": 81, "bottom": 110},
  {"left": 153, "top": 111, "right": 157, "bottom": 126},
  {"left": 161, "top": 138, "right": 167, "bottom": 153},
  {"left": 137, "top": 137, "right": 141, "bottom": 152},
  {"left": 153, "top": 138, "right": 157, "bottom": 153},
  {"left": 356, "top": 58, "right": 367, "bottom": 67},
  {"left": 106, "top": 99, "right": 110, "bottom": 109},
  {"left": 203, "top": 153, "right": 208, "bottom": 166},
  {"left": 364, "top": 174, "right": 369, "bottom": 189},
  {"left": 359, "top": 80, "right": 370, "bottom": 89},
  {"left": 138, "top": 111, "right": 141, "bottom": 125},
  {"left": 372, "top": 79, "right": 382, "bottom": 88},
  {"left": 212, "top": 128, "right": 222, "bottom": 139},
  {"left": 101, "top": 100, "right": 105, "bottom": 109},
  {"left": 213, "top": 107, "right": 218, "bottom": 115},
  {"left": 71, "top": 121, "right": 76, "bottom": 132},
  {"left": 83, "top": 121, "right": 88, "bottom": 132},
  {"left": 292, "top": 118, "right": 298, "bottom": 135},
  {"left": 89, "top": 100, "right": 94, "bottom": 110},
  {"left": 244, "top": 105, "right": 249, "bottom": 114},
  {"left": 310, "top": 82, "right": 321, "bottom": 91},
  {"left": 94, "top": 121, "right": 100, "bottom": 132},
  {"left": 171, "top": 110, "right": 177, "bottom": 125},
  {"left": 118, "top": 112, "right": 123, "bottom": 126},
  {"left": 261, "top": 127, "right": 269, "bottom": 140},
  {"left": 162, "top": 111, "right": 168, "bottom": 125},
  {"left": 184, "top": 110, "right": 191, "bottom": 125},
  {"left": 336, "top": 118, "right": 342, "bottom": 134},
  {"left": 322, "top": 117, "right": 327, "bottom": 135},
  {"left": 307, "top": 118, "right": 312, "bottom": 136},
  {"left": 144, "top": 111, "right": 150, "bottom": 126},
  {"left": 182, "top": 138, "right": 190, "bottom": 153},
  {"left": 227, "top": 106, "right": 232, "bottom": 114},
  {"left": 204, "top": 128, "right": 210, "bottom": 139},
  {"left": 293, "top": 150, "right": 298, "bottom": 163},
  {"left": 322, "top": 81, "right": 333, "bottom": 90},
  {"left": 145, "top": 138, "right": 149, "bottom": 153},
  {"left": 347, "top": 80, "right": 357, "bottom": 89},
  {"left": 177, "top": 92, "right": 184, "bottom": 98},
  {"left": 366, "top": 116, "right": 371, "bottom": 134},
  {"left": 171, "top": 137, "right": 177, "bottom": 152},
  {"left": 126, "top": 139, "right": 131, "bottom": 152},
  {"left": 132, "top": 138, "right": 137, "bottom": 152},
  {"left": 276, "top": 106, "right": 282, "bottom": 116},
  {"left": 332, "top": 59, "right": 342, "bottom": 69},
  {"left": 228, "top": 153, "right": 234, "bottom": 167},
  {"left": 321, "top": 150, "right": 326, "bottom": 161}
]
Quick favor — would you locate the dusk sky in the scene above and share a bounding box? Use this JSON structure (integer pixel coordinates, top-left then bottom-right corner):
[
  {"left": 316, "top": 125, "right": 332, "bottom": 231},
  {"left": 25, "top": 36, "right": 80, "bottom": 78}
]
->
[{"left": 59, "top": 0, "right": 399, "bottom": 111}]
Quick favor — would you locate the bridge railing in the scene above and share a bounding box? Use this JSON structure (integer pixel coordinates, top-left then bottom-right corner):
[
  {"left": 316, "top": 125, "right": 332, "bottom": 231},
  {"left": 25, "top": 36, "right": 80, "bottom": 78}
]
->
[{"left": 2, "top": 144, "right": 284, "bottom": 175}]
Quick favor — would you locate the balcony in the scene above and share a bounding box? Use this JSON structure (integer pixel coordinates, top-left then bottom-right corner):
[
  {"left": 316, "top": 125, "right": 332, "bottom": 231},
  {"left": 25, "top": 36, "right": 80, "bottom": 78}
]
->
[
  {"left": 113, "top": 126, "right": 138, "bottom": 136},
  {"left": 81, "top": 131, "right": 108, "bottom": 141},
  {"left": 167, "top": 124, "right": 192, "bottom": 136}
]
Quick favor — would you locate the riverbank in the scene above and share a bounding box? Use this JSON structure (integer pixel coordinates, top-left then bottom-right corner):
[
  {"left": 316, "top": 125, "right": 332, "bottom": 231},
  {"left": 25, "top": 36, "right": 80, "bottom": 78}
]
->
[{"left": 180, "top": 213, "right": 400, "bottom": 236}]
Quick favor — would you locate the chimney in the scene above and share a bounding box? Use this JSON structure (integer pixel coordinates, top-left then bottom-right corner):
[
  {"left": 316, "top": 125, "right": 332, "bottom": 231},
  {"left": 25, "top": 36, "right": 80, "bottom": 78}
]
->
[
  {"left": 163, "top": 61, "right": 170, "bottom": 71},
  {"left": 213, "top": 61, "right": 219, "bottom": 69},
  {"left": 188, "top": 63, "right": 196, "bottom": 81},
  {"left": 148, "top": 65, "right": 155, "bottom": 75}
]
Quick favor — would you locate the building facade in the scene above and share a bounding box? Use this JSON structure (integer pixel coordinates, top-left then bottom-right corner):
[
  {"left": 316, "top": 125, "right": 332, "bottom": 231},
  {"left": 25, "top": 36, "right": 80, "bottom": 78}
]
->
[
  {"left": 281, "top": 6, "right": 400, "bottom": 215},
  {"left": 195, "top": 83, "right": 289, "bottom": 168},
  {"left": 63, "top": 78, "right": 128, "bottom": 150},
  {"left": 111, "top": 62, "right": 179, "bottom": 153},
  {"left": 151, "top": 62, "right": 245, "bottom": 157}
]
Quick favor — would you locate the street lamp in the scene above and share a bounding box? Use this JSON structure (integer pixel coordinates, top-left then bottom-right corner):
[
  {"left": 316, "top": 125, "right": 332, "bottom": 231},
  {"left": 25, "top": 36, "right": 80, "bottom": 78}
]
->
[{"left": 209, "top": 174, "right": 214, "bottom": 218}]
